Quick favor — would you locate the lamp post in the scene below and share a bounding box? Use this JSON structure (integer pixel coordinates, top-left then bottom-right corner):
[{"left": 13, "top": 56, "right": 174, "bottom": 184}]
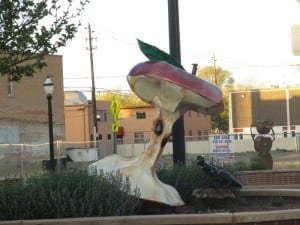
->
[{"left": 43, "top": 75, "right": 55, "bottom": 170}]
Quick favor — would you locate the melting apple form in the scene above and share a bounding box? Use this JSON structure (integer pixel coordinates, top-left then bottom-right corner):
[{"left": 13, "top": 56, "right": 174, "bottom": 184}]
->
[{"left": 89, "top": 61, "right": 223, "bottom": 206}]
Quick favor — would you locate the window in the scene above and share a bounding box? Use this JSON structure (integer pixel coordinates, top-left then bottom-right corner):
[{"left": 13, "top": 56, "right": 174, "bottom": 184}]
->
[
  {"left": 198, "top": 130, "right": 202, "bottom": 140},
  {"left": 116, "top": 137, "right": 123, "bottom": 144},
  {"left": 203, "top": 130, "right": 209, "bottom": 140},
  {"left": 96, "top": 110, "right": 107, "bottom": 122},
  {"left": 134, "top": 132, "right": 144, "bottom": 143},
  {"left": 8, "top": 76, "right": 14, "bottom": 97},
  {"left": 107, "top": 134, "right": 111, "bottom": 140},
  {"left": 136, "top": 112, "right": 146, "bottom": 119},
  {"left": 187, "top": 130, "right": 193, "bottom": 141},
  {"left": 239, "top": 133, "right": 243, "bottom": 140}
]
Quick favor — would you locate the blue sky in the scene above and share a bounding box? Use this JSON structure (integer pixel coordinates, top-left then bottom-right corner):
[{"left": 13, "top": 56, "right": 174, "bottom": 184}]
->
[{"left": 59, "top": 0, "right": 300, "bottom": 97}]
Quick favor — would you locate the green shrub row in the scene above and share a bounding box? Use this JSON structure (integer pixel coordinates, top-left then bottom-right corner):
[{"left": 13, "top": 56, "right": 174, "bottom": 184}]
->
[
  {"left": 233, "top": 156, "right": 269, "bottom": 171},
  {"left": 0, "top": 159, "right": 242, "bottom": 220},
  {"left": 0, "top": 168, "right": 140, "bottom": 220}
]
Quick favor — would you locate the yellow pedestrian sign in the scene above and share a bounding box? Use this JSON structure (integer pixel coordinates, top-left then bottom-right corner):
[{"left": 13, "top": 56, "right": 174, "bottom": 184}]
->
[
  {"left": 110, "top": 96, "right": 120, "bottom": 132},
  {"left": 110, "top": 96, "right": 120, "bottom": 120}
]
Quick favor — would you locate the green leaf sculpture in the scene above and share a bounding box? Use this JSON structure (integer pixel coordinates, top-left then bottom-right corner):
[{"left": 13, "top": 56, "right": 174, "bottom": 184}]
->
[{"left": 137, "top": 39, "right": 185, "bottom": 70}]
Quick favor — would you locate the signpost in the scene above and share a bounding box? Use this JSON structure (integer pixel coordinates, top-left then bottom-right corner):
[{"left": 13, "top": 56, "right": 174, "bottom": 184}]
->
[{"left": 110, "top": 96, "right": 120, "bottom": 153}]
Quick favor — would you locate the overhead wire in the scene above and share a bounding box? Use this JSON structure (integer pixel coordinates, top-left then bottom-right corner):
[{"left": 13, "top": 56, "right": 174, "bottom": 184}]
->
[{"left": 64, "top": 26, "right": 300, "bottom": 95}]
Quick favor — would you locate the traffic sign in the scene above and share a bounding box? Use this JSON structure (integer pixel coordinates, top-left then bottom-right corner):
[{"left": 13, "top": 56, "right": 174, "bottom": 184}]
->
[
  {"left": 110, "top": 96, "right": 120, "bottom": 132},
  {"left": 112, "top": 123, "right": 119, "bottom": 132},
  {"left": 110, "top": 96, "right": 120, "bottom": 120}
]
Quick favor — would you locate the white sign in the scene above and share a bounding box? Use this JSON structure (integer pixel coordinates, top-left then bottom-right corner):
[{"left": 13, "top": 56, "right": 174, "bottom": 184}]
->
[
  {"left": 209, "top": 134, "right": 235, "bottom": 163},
  {"left": 209, "top": 134, "right": 234, "bottom": 153}
]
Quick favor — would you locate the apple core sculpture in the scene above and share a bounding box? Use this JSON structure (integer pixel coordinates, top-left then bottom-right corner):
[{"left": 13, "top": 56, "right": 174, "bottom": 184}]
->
[{"left": 89, "top": 59, "right": 223, "bottom": 206}]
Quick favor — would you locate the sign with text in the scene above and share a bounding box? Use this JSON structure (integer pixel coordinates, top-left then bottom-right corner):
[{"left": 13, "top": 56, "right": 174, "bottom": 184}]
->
[{"left": 209, "top": 134, "right": 235, "bottom": 163}]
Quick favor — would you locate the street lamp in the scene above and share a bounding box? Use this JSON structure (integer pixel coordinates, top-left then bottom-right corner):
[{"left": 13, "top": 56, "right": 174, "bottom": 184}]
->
[{"left": 43, "top": 75, "right": 55, "bottom": 170}]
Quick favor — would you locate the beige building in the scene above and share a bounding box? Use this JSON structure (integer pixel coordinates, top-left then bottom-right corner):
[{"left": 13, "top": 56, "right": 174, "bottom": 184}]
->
[
  {"left": 118, "top": 106, "right": 211, "bottom": 143},
  {"left": 64, "top": 91, "right": 90, "bottom": 142},
  {"left": 64, "top": 94, "right": 113, "bottom": 142},
  {"left": 64, "top": 97, "right": 212, "bottom": 144},
  {"left": 0, "top": 55, "right": 65, "bottom": 144}
]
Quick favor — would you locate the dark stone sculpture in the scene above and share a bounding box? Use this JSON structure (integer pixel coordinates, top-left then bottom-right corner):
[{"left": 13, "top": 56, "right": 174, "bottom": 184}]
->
[
  {"left": 197, "top": 156, "right": 242, "bottom": 188},
  {"left": 250, "top": 120, "right": 275, "bottom": 170}
]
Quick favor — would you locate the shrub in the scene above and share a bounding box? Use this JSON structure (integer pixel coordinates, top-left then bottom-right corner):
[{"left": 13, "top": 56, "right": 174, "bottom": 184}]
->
[
  {"left": 157, "top": 162, "right": 206, "bottom": 204},
  {"left": 270, "top": 196, "right": 284, "bottom": 207},
  {"left": 0, "top": 168, "right": 140, "bottom": 220},
  {"left": 157, "top": 161, "right": 240, "bottom": 204},
  {"left": 249, "top": 156, "right": 269, "bottom": 170},
  {"left": 233, "top": 160, "right": 249, "bottom": 171}
]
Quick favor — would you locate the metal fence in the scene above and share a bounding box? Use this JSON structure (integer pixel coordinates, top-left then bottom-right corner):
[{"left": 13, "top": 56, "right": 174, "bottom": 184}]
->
[{"left": 0, "top": 134, "right": 300, "bottom": 180}]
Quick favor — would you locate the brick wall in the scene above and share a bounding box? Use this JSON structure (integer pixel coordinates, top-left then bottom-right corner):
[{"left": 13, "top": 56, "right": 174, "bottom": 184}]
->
[
  {"left": 0, "top": 55, "right": 65, "bottom": 144},
  {"left": 236, "top": 169, "right": 300, "bottom": 186}
]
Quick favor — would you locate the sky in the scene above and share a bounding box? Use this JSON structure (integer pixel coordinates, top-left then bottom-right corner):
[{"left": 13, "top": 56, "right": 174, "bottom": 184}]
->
[{"left": 59, "top": 0, "right": 300, "bottom": 98}]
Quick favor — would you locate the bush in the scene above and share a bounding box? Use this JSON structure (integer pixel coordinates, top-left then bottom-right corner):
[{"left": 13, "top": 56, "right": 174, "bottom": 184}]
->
[
  {"left": 249, "top": 156, "right": 268, "bottom": 170},
  {"left": 270, "top": 196, "right": 284, "bottom": 207},
  {"left": 157, "top": 163, "right": 206, "bottom": 204},
  {"left": 233, "top": 160, "right": 249, "bottom": 171},
  {"left": 157, "top": 161, "right": 240, "bottom": 204},
  {"left": 0, "top": 168, "right": 140, "bottom": 220}
]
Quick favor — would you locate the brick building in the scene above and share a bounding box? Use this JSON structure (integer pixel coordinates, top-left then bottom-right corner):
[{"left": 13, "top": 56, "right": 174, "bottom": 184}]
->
[
  {"left": 118, "top": 105, "right": 211, "bottom": 143},
  {"left": 0, "top": 55, "right": 65, "bottom": 144},
  {"left": 64, "top": 96, "right": 212, "bottom": 144}
]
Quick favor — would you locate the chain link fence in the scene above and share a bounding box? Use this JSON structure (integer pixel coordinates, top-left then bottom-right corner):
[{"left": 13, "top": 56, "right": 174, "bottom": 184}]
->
[{"left": 1, "top": 134, "right": 300, "bottom": 180}]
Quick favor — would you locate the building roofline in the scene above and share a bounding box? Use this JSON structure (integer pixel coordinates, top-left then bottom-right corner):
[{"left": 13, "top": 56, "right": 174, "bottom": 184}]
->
[
  {"left": 121, "top": 104, "right": 153, "bottom": 109},
  {"left": 231, "top": 86, "right": 300, "bottom": 94}
]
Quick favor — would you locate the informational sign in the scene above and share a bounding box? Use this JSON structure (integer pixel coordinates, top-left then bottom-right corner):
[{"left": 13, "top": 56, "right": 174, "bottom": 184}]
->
[
  {"left": 209, "top": 134, "right": 235, "bottom": 163},
  {"left": 110, "top": 96, "right": 120, "bottom": 133}
]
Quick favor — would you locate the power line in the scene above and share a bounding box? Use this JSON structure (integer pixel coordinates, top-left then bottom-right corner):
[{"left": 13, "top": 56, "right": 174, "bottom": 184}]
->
[
  {"left": 64, "top": 86, "right": 132, "bottom": 92},
  {"left": 64, "top": 75, "right": 126, "bottom": 79}
]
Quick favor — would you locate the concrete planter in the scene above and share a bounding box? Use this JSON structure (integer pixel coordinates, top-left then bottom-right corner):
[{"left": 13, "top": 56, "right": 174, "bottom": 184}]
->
[
  {"left": 1, "top": 209, "right": 299, "bottom": 225},
  {"left": 1, "top": 189, "right": 300, "bottom": 225}
]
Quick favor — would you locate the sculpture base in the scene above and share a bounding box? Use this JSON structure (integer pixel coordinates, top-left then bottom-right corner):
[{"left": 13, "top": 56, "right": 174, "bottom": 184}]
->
[{"left": 89, "top": 154, "right": 184, "bottom": 206}]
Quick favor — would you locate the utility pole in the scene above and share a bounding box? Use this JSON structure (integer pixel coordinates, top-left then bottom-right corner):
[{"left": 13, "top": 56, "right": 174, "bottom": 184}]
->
[
  {"left": 212, "top": 53, "right": 220, "bottom": 134},
  {"left": 87, "top": 23, "right": 98, "bottom": 143},
  {"left": 212, "top": 53, "right": 217, "bottom": 85},
  {"left": 168, "top": 0, "right": 186, "bottom": 165}
]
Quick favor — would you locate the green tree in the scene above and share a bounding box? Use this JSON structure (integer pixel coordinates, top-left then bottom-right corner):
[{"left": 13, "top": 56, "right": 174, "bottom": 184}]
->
[
  {"left": 197, "top": 66, "right": 234, "bottom": 133},
  {"left": 197, "top": 66, "right": 234, "bottom": 88},
  {"left": 211, "top": 89, "right": 230, "bottom": 133},
  {"left": 0, "top": 0, "right": 89, "bottom": 81}
]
